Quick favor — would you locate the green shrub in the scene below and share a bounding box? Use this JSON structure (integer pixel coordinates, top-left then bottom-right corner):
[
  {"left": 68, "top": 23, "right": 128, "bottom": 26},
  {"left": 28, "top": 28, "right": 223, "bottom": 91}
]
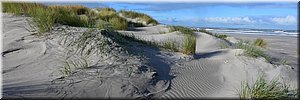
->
[
  {"left": 182, "top": 34, "right": 196, "bottom": 55},
  {"left": 239, "top": 75, "right": 298, "bottom": 99},
  {"left": 253, "top": 38, "right": 267, "bottom": 48},
  {"left": 169, "top": 26, "right": 194, "bottom": 35},
  {"left": 119, "top": 10, "right": 158, "bottom": 25}
]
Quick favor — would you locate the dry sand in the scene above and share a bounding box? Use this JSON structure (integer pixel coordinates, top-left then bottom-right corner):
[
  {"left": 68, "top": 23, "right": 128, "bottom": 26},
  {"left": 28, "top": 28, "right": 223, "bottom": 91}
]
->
[
  {"left": 221, "top": 33, "right": 298, "bottom": 69},
  {"left": 1, "top": 13, "right": 177, "bottom": 98},
  {"left": 119, "top": 26, "right": 298, "bottom": 98},
  {"left": 2, "top": 13, "right": 298, "bottom": 99}
]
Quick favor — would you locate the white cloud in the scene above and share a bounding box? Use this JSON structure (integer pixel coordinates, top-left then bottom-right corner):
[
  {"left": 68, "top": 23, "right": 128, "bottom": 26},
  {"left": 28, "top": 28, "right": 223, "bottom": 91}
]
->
[
  {"left": 204, "top": 17, "right": 255, "bottom": 24},
  {"left": 271, "top": 15, "right": 297, "bottom": 25}
]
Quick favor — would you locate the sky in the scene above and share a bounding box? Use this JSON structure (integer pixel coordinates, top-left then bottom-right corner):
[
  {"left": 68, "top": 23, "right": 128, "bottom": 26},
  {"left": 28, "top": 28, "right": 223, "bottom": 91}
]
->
[{"left": 45, "top": 2, "right": 298, "bottom": 30}]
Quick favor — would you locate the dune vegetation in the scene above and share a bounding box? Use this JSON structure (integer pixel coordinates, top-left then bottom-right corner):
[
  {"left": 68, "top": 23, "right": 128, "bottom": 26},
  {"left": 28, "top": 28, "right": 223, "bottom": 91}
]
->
[
  {"left": 182, "top": 34, "right": 197, "bottom": 55},
  {"left": 119, "top": 10, "right": 159, "bottom": 25},
  {"left": 239, "top": 75, "right": 298, "bottom": 99},
  {"left": 236, "top": 40, "right": 271, "bottom": 62},
  {"left": 162, "top": 40, "right": 179, "bottom": 52},
  {"left": 96, "top": 8, "right": 128, "bottom": 30},
  {"left": 169, "top": 25, "right": 194, "bottom": 35},
  {"left": 197, "top": 29, "right": 228, "bottom": 39},
  {"left": 2, "top": 2, "right": 161, "bottom": 34},
  {"left": 253, "top": 38, "right": 267, "bottom": 48},
  {"left": 168, "top": 25, "right": 196, "bottom": 54}
]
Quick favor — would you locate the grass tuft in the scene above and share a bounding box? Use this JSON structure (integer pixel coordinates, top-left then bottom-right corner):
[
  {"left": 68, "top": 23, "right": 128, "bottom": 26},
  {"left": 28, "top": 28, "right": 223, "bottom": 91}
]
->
[
  {"left": 197, "top": 29, "right": 228, "bottom": 39},
  {"left": 182, "top": 34, "right": 196, "bottom": 55},
  {"left": 253, "top": 38, "right": 267, "bottom": 48},
  {"left": 239, "top": 75, "right": 298, "bottom": 99},
  {"left": 119, "top": 10, "right": 159, "bottom": 25},
  {"left": 162, "top": 40, "right": 179, "bottom": 52},
  {"left": 97, "top": 8, "right": 128, "bottom": 30},
  {"left": 236, "top": 40, "right": 271, "bottom": 62},
  {"left": 215, "top": 34, "right": 228, "bottom": 39},
  {"left": 169, "top": 25, "right": 194, "bottom": 35},
  {"left": 197, "top": 29, "right": 213, "bottom": 35},
  {"left": 29, "top": 7, "right": 56, "bottom": 34},
  {"left": 48, "top": 5, "right": 89, "bottom": 15}
]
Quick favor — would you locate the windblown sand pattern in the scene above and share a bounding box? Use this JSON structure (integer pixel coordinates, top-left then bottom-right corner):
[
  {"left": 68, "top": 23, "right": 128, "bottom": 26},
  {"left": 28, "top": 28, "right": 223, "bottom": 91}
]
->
[{"left": 162, "top": 59, "right": 224, "bottom": 98}]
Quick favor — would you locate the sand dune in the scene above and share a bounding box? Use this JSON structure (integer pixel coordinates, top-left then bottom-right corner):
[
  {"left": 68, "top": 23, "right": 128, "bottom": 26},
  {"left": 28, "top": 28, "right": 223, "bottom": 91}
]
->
[
  {"left": 2, "top": 14, "right": 61, "bottom": 98},
  {"left": 121, "top": 26, "right": 298, "bottom": 98},
  {"left": 2, "top": 14, "right": 297, "bottom": 98}
]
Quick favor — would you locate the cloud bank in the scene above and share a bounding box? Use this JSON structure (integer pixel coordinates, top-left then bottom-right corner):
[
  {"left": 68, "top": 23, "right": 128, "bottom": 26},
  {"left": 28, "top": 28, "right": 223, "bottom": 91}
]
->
[
  {"left": 204, "top": 17, "right": 255, "bottom": 24},
  {"left": 270, "top": 15, "right": 297, "bottom": 25}
]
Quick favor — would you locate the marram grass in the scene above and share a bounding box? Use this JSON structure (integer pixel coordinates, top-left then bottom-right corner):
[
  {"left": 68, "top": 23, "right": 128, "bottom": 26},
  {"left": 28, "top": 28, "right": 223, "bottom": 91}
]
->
[
  {"left": 239, "top": 75, "right": 298, "bottom": 99},
  {"left": 182, "top": 34, "right": 196, "bottom": 55}
]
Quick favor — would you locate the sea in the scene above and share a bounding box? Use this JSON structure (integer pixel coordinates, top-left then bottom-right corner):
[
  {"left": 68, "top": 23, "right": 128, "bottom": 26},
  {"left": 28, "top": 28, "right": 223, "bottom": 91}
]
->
[{"left": 192, "top": 27, "right": 298, "bottom": 37}]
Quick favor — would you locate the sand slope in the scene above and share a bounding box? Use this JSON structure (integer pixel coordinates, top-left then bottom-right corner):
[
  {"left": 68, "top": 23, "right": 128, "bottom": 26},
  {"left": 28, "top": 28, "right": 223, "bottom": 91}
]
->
[
  {"left": 2, "top": 14, "right": 61, "bottom": 98},
  {"left": 120, "top": 27, "right": 298, "bottom": 98},
  {"left": 2, "top": 14, "right": 186, "bottom": 98}
]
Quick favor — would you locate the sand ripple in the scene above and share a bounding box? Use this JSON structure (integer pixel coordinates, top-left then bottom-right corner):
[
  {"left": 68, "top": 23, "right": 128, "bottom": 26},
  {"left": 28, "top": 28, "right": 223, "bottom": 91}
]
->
[{"left": 162, "top": 59, "right": 223, "bottom": 98}]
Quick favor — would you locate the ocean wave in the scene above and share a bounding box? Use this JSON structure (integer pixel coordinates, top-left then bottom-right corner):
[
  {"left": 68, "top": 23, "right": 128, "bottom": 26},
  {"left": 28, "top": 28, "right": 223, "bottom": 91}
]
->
[{"left": 205, "top": 28, "right": 298, "bottom": 37}]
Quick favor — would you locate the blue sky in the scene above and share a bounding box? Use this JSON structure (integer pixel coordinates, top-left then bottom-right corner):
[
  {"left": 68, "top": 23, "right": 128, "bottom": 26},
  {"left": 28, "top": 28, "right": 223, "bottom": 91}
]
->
[{"left": 45, "top": 2, "right": 298, "bottom": 30}]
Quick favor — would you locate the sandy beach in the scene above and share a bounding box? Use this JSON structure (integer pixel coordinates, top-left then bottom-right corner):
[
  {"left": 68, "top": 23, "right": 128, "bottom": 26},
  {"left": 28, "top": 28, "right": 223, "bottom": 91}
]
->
[
  {"left": 221, "top": 33, "right": 298, "bottom": 69},
  {"left": 1, "top": 3, "right": 298, "bottom": 99}
]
